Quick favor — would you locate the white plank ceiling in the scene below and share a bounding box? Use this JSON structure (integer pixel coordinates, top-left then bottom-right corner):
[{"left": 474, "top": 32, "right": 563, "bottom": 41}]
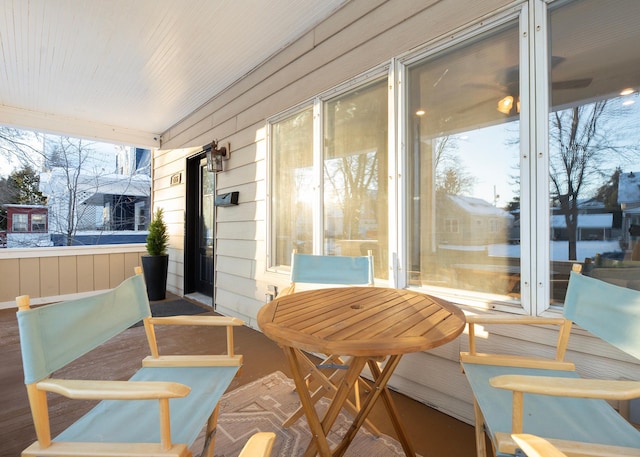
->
[{"left": 0, "top": 0, "right": 347, "bottom": 147}]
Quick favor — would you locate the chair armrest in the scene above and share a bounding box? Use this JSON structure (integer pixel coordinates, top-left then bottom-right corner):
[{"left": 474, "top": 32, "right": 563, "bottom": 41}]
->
[
  {"left": 36, "top": 378, "right": 190, "bottom": 400},
  {"left": 464, "top": 314, "right": 573, "bottom": 367},
  {"left": 149, "top": 315, "right": 244, "bottom": 326},
  {"left": 511, "top": 434, "right": 568, "bottom": 457},
  {"left": 238, "top": 432, "right": 276, "bottom": 457},
  {"left": 491, "top": 375, "right": 640, "bottom": 400}
]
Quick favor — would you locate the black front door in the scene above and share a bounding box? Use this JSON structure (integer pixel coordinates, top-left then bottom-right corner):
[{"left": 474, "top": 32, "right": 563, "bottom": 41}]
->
[{"left": 185, "top": 155, "right": 215, "bottom": 298}]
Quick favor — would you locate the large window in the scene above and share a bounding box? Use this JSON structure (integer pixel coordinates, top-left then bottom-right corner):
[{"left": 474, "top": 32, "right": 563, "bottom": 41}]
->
[
  {"left": 269, "top": 0, "right": 640, "bottom": 312},
  {"left": 405, "top": 21, "right": 522, "bottom": 302},
  {"left": 270, "top": 79, "right": 388, "bottom": 279},
  {"left": 548, "top": 0, "right": 640, "bottom": 303}
]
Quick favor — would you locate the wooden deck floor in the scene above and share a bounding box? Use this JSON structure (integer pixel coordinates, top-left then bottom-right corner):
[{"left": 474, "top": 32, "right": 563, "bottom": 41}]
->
[{"left": 0, "top": 296, "right": 476, "bottom": 457}]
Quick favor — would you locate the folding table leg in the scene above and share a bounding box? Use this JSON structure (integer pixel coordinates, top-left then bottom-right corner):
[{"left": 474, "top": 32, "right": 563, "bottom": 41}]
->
[
  {"left": 332, "top": 355, "right": 416, "bottom": 457},
  {"left": 283, "top": 351, "right": 381, "bottom": 437},
  {"left": 283, "top": 346, "right": 333, "bottom": 457},
  {"left": 366, "top": 357, "right": 416, "bottom": 457}
]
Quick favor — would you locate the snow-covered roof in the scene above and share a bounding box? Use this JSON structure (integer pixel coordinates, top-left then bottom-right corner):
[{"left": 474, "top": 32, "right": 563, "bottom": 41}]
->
[
  {"left": 39, "top": 170, "right": 150, "bottom": 206},
  {"left": 2, "top": 204, "right": 47, "bottom": 209},
  {"left": 447, "top": 195, "right": 514, "bottom": 219}
]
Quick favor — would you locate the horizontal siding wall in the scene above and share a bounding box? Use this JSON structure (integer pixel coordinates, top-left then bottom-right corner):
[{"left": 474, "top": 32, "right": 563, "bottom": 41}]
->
[
  {"left": 0, "top": 244, "right": 145, "bottom": 308},
  {"left": 150, "top": 0, "right": 640, "bottom": 426}
]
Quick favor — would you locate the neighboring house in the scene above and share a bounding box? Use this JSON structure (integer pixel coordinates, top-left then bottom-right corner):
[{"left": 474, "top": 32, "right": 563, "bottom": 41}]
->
[
  {"left": 38, "top": 170, "right": 151, "bottom": 246},
  {"left": 2, "top": 204, "right": 52, "bottom": 248},
  {"left": 438, "top": 194, "right": 514, "bottom": 247},
  {"left": 550, "top": 213, "right": 613, "bottom": 242},
  {"left": 617, "top": 171, "right": 640, "bottom": 248}
]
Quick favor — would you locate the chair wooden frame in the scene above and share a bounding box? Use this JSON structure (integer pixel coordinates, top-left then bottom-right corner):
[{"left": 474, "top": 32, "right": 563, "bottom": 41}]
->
[
  {"left": 17, "top": 267, "right": 243, "bottom": 457},
  {"left": 460, "top": 269, "right": 640, "bottom": 457},
  {"left": 238, "top": 432, "right": 276, "bottom": 457},
  {"left": 511, "top": 434, "right": 568, "bottom": 457}
]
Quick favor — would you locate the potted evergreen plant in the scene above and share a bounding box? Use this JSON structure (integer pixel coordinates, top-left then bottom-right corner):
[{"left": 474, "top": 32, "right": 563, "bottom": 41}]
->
[{"left": 141, "top": 208, "right": 169, "bottom": 300}]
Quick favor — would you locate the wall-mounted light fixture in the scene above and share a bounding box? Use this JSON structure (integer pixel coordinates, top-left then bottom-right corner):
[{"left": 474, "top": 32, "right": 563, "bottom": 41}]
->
[{"left": 206, "top": 139, "right": 230, "bottom": 173}]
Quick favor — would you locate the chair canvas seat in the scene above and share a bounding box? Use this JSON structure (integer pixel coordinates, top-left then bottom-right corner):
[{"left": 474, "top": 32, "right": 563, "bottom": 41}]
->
[
  {"left": 461, "top": 272, "right": 640, "bottom": 457},
  {"left": 55, "top": 366, "right": 239, "bottom": 446},
  {"left": 462, "top": 363, "right": 640, "bottom": 455}
]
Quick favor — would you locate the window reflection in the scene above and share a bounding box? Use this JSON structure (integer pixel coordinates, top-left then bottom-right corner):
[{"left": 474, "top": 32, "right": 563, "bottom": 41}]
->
[
  {"left": 271, "top": 108, "right": 314, "bottom": 267},
  {"left": 548, "top": 0, "right": 640, "bottom": 302},
  {"left": 407, "top": 22, "right": 521, "bottom": 299},
  {"left": 270, "top": 81, "right": 388, "bottom": 279},
  {"left": 324, "top": 81, "right": 388, "bottom": 279}
]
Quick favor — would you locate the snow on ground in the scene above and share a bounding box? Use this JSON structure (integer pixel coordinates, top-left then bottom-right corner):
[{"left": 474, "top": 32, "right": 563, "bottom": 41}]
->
[{"left": 489, "top": 240, "right": 622, "bottom": 261}]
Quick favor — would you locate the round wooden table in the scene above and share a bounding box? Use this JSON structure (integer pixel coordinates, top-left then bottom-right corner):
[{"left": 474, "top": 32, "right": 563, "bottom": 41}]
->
[{"left": 258, "top": 286, "right": 466, "bottom": 457}]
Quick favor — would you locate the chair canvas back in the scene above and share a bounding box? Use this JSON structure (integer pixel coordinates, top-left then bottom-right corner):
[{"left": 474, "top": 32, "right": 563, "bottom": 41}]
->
[
  {"left": 564, "top": 271, "right": 640, "bottom": 361},
  {"left": 290, "top": 253, "right": 374, "bottom": 286},
  {"left": 17, "top": 274, "right": 151, "bottom": 384}
]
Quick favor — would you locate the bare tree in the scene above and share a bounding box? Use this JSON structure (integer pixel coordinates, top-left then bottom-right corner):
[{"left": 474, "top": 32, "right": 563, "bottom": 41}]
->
[
  {"left": 324, "top": 151, "right": 378, "bottom": 239},
  {"left": 432, "top": 135, "right": 475, "bottom": 196},
  {"left": 0, "top": 127, "right": 42, "bottom": 170},
  {"left": 549, "top": 100, "right": 638, "bottom": 260},
  {"left": 1, "top": 128, "right": 149, "bottom": 246}
]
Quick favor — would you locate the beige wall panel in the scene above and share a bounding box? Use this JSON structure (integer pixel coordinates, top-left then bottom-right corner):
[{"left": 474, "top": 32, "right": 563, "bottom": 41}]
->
[
  {"left": 154, "top": 185, "right": 186, "bottom": 204},
  {"left": 217, "top": 161, "right": 261, "bottom": 192},
  {"left": 395, "top": 348, "right": 474, "bottom": 403},
  {"left": 221, "top": 181, "right": 262, "bottom": 206},
  {"left": 58, "top": 256, "right": 78, "bottom": 295},
  {"left": 19, "top": 258, "right": 40, "bottom": 298},
  {"left": 216, "top": 239, "right": 260, "bottom": 260},
  {"left": 220, "top": 141, "right": 260, "bottom": 175},
  {"left": 93, "top": 254, "right": 110, "bottom": 290},
  {"left": 216, "top": 201, "right": 261, "bottom": 223},
  {"left": 124, "top": 252, "right": 141, "bottom": 277},
  {"left": 214, "top": 282, "right": 263, "bottom": 316},
  {"left": 313, "top": 0, "right": 387, "bottom": 44},
  {"left": 217, "top": 221, "right": 259, "bottom": 241},
  {"left": 108, "top": 253, "right": 125, "bottom": 288},
  {"left": 216, "top": 255, "right": 256, "bottom": 279},
  {"left": 154, "top": 159, "right": 187, "bottom": 186},
  {"left": 77, "top": 255, "right": 95, "bottom": 292},
  {"left": 390, "top": 368, "right": 474, "bottom": 424},
  {"left": 154, "top": 146, "right": 197, "bottom": 168},
  {"left": 156, "top": 189, "right": 186, "bottom": 213},
  {"left": 168, "top": 256, "right": 183, "bottom": 276},
  {"left": 39, "top": 257, "right": 60, "bottom": 298},
  {"left": 0, "top": 258, "right": 20, "bottom": 302}
]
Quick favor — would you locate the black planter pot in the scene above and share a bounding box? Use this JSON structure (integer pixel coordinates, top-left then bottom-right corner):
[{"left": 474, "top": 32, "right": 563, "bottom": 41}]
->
[{"left": 141, "top": 255, "right": 169, "bottom": 301}]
